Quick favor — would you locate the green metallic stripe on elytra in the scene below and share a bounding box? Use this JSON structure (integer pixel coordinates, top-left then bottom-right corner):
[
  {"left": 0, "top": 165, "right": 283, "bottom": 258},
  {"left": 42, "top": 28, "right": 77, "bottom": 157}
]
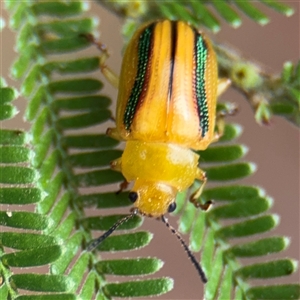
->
[
  {"left": 123, "top": 24, "right": 154, "bottom": 130},
  {"left": 194, "top": 33, "right": 209, "bottom": 138}
]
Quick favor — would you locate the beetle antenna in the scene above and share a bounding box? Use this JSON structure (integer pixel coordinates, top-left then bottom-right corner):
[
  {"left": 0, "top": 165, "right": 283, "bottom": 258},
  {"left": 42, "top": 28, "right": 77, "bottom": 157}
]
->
[
  {"left": 161, "top": 215, "right": 207, "bottom": 283},
  {"left": 87, "top": 208, "right": 138, "bottom": 251}
]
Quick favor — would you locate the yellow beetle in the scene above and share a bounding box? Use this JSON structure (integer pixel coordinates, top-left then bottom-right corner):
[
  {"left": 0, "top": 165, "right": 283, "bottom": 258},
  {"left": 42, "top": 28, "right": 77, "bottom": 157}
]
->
[
  {"left": 86, "top": 20, "right": 230, "bottom": 283},
  {"left": 108, "top": 20, "right": 224, "bottom": 215}
]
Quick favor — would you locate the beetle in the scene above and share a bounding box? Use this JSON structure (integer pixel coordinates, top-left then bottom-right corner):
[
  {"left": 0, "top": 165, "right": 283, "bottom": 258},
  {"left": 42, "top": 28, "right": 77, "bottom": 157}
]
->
[{"left": 86, "top": 20, "right": 230, "bottom": 283}]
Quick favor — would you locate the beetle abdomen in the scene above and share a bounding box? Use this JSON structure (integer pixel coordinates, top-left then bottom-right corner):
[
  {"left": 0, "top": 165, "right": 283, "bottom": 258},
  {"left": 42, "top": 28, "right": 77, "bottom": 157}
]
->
[{"left": 116, "top": 20, "right": 217, "bottom": 150}]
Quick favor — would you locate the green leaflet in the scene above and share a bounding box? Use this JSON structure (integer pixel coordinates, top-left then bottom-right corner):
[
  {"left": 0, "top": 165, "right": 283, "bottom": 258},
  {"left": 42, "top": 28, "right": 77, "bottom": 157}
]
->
[
  {"left": 11, "top": 274, "right": 73, "bottom": 292},
  {"left": 0, "top": 86, "right": 18, "bottom": 120},
  {"left": 51, "top": 233, "right": 83, "bottom": 275},
  {"left": 104, "top": 278, "right": 174, "bottom": 297},
  {"left": 0, "top": 232, "right": 59, "bottom": 250},
  {"left": 84, "top": 214, "right": 143, "bottom": 231},
  {"left": 234, "top": 0, "right": 269, "bottom": 25},
  {"left": 2, "top": 246, "right": 62, "bottom": 267},
  {"left": 78, "top": 191, "right": 132, "bottom": 208},
  {"left": 212, "top": 0, "right": 241, "bottom": 28},
  {"left": 63, "top": 134, "right": 119, "bottom": 149},
  {"left": 246, "top": 284, "right": 300, "bottom": 300},
  {"left": 95, "top": 257, "right": 164, "bottom": 276},
  {"left": 225, "top": 236, "right": 290, "bottom": 257},
  {"left": 235, "top": 259, "right": 297, "bottom": 279},
  {"left": 67, "top": 253, "right": 90, "bottom": 292},
  {"left": 78, "top": 271, "right": 97, "bottom": 299},
  {"left": 96, "top": 232, "right": 153, "bottom": 252},
  {"left": 0, "top": 129, "right": 27, "bottom": 145},
  {"left": 0, "top": 146, "right": 31, "bottom": 163},
  {"left": 199, "top": 144, "right": 248, "bottom": 163},
  {"left": 0, "top": 187, "right": 42, "bottom": 205},
  {"left": 0, "top": 211, "right": 49, "bottom": 230}
]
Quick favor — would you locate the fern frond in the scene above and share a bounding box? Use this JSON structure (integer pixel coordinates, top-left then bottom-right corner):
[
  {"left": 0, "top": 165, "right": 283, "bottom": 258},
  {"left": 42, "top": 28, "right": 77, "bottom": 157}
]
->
[
  {"left": 100, "top": 0, "right": 294, "bottom": 34},
  {"left": 0, "top": 81, "right": 62, "bottom": 300},
  {"left": 173, "top": 119, "right": 299, "bottom": 299},
  {"left": 2, "top": 1, "right": 299, "bottom": 299},
  {"left": 3, "top": 1, "right": 171, "bottom": 299}
]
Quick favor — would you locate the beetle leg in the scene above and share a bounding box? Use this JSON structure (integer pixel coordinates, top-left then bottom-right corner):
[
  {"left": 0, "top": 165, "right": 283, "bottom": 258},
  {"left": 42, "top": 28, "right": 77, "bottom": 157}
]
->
[
  {"left": 83, "top": 33, "right": 119, "bottom": 88},
  {"left": 116, "top": 180, "right": 129, "bottom": 194},
  {"left": 110, "top": 158, "right": 130, "bottom": 194},
  {"left": 106, "top": 127, "right": 122, "bottom": 140},
  {"left": 189, "top": 168, "right": 212, "bottom": 211},
  {"left": 110, "top": 157, "right": 122, "bottom": 172}
]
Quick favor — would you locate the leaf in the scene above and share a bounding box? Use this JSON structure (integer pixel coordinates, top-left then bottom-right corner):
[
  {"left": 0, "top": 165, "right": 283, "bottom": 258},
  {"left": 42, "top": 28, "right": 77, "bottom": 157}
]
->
[
  {"left": 212, "top": 0, "right": 241, "bottom": 28},
  {"left": 78, "top": 191, "right": 132, "bottom": 208},
  {"left": 96, "top": 232, "right": 153, "bottom": 252},
  {"left": 53, "top": 95, "right": 111, "bottom": 111},
  {"left": 84, "top": 214, "right": 143, "bottom": 231},
  {"left": 225, "top": 237, "right": 289, "bottom": 257},
  {"left": 0, "top": 187, "right": 42, "bottom": 205},
  {"left": 0, "top": 166, "right": 37, "bottom": 184},
  {"left": 205, "top": 162, "right": 256, "bottom": 181},
  {"left": 0, "top": 129, "right": 27, "bottom": 145},
  {"left": 246, "top": 284, "right": 300, "bottom": 300},
  {"left": 63, "top": 134, "right": 118, "bottom": 149},
  {"left": 68, "top": 149, "right": 122, "bottom": 167},
  {"left": 75, "top": 169, "right": 124, "bottom": 187},
  {"left": 32, "top": 2, "right": 83, "bottom": 16},
  {"left": 207, "top": 197, "right": 271, "bottom": 219},
  {"left": 235, "top": 259, "right": 297, "bottom": 279},
  {"left": 0, "top": 211, "right": 49, "bottom": 230},
  {"left": 104, "top": 278, "right": 174, "bottom": 297},
  {"left": 11, "top": 274, "right": 74, "bottom": 292},
  {"left": 0, "top": 86, "right": 18, "bottom": 120},
  {"left": 260, "top": 0, "right": 294, "bottom": 16},
  {"left": 95, "top": 257, "right": 164, "bottom": 276},
  {"left": 0, "top": 146, "right": 31, "bottom": 163},
  {"left": 67, "top": 253, "right": 90, "bottom": 291},
  {"left": 2, "top": 245, "right": 62, "bottom": 267},
  {"left": 199, "top": 144, "right": 248, "bottom": 163},
  {"left": 0, "top": 232, "right": 59, "bottom": 250},
  {"left": 216, "top": 215, "right": 279, "bottom": 239},
  {"left": 78, "top": 271, "right": 96, "bottom": 299},
  {"left": 234, "top": 0, "right": 269, "bottom": 25}
]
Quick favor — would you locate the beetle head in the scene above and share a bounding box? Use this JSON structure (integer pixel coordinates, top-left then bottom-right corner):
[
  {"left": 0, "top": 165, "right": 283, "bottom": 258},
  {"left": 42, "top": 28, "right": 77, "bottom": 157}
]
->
[{"left": 128, "top": 179, "right": 177, "bottom": 217}]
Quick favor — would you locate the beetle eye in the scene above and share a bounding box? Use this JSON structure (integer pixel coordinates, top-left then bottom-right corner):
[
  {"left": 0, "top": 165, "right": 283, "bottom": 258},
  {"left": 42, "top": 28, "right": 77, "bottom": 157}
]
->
[
  {"left": 168, "top": 202, "right": 177, "bottom": 213},
  {"left": 128, "top": 191, "right": 138, "bottom": 203}
]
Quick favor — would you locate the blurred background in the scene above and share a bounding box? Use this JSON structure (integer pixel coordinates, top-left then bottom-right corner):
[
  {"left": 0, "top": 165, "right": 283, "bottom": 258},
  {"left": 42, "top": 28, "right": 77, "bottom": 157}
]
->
[{"left": 1, "top": 2, "right": 299, "bottom": 299}]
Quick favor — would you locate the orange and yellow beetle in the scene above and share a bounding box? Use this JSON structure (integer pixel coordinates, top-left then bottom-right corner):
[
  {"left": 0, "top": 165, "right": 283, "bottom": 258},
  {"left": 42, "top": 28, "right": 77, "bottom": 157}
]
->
[{"left": 87, "top": 20, "right": 230, "bottom": 283}]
